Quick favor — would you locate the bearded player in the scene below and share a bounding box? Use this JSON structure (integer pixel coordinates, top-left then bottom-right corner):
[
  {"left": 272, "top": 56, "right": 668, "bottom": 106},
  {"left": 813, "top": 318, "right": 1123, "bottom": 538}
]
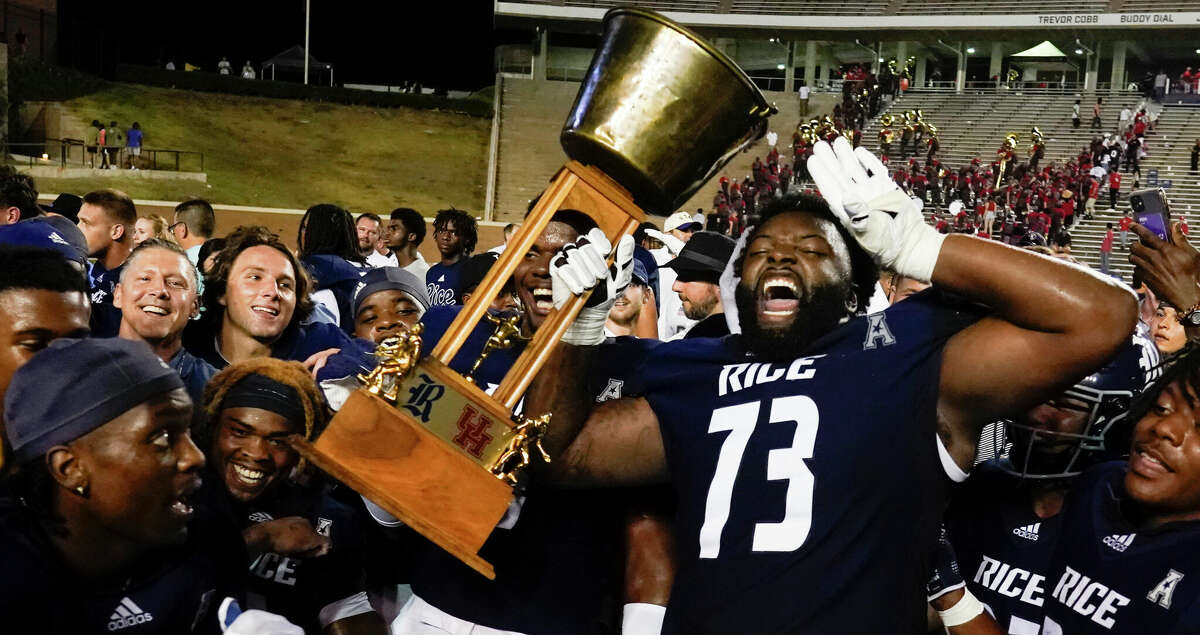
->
[{"left": 526, "top": 138, "right": 1137, "bottom": 633}]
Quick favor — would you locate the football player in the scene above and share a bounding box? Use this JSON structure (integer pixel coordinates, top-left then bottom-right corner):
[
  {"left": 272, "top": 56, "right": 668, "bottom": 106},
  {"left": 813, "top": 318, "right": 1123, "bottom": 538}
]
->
[
  {"left": 527, "top": 138, "right": 1137, "bottom": 633},
  {"left": 0, "top": 338, "right": 248, "bottom": 633},
  {"left": 1038, "top": 344, "right": 1200, "bottom": 632},
  {"left": 930, "top": 333, "right": 1159, "bottom": 633},
  {"left": 199, "top": 358, "right": 387, "bottom": 634},
  {"left": 368, "top": 209, "right": 664, "bottom": 635}
]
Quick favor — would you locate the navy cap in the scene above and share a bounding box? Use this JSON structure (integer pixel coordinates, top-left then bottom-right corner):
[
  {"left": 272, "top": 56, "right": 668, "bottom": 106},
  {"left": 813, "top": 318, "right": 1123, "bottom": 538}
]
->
[
  {"left": 353, "top": 267, "right": 430, "bottom": 316},
  {"left": 5, "top": 338, "right": 185, "bottom": 463},
  {"left": 663, "top": 231, "right": 736, "bottom": 275},
  {"left": 0, "top": 217, "right": 88, "bottom": 266},
  {"left": 631, "top": 258, "right": 649, "bottom": 286}
]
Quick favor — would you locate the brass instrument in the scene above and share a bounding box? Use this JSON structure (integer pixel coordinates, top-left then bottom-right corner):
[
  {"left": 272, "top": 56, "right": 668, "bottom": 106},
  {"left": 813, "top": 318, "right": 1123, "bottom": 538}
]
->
[
  {"left": 996, "top": 133, "right": 1019, "bottom": 189},
  {"left": 880, "top": 113, "right": 895, "bottom": 127},
  {"left": 1008, "top": 68, "right": 1020, "bottom": 82}
]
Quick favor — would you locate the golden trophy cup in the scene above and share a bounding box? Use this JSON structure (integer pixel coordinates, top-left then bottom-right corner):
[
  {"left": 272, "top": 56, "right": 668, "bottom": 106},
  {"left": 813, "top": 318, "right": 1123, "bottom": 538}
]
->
[{"left": 291, "top": 7, "right": 775, "bottom": 579}]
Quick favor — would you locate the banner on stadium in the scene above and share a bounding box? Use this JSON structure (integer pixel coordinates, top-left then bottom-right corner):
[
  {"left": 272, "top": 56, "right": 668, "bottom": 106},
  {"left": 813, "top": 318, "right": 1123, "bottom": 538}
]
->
[{"left": 497, "top": 3, "right": 1200, "bottom": 31}]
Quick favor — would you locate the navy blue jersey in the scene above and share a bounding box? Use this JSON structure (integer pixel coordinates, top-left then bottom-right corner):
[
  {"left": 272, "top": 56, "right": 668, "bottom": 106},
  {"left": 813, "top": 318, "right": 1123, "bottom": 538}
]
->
[
  {"left": 944, "top": 460, "right": 1064, "bottom": 632},
  {"left": 397, "top": 308, "right": 660, "bottom": 633},
  {"left": 89, "top": 263, "right": 124, "bottom": 337},
  {"left": 1041, "top": 461, "right": 1200, "bottom": 633},
  {"left": 628, "top": 289, "right": 982, "bottom": 634},
  {"left": 426, "top": 260, "right": 465, "bottom": 307},
  {"left": 302, "top": 254, "right": 367, "bottom": 333},
  {"left": 0, "top": 494, "right": 246, "bottom": 634},
  {"left": 238, "top": 485, "right": 369, "bottom": 633}
]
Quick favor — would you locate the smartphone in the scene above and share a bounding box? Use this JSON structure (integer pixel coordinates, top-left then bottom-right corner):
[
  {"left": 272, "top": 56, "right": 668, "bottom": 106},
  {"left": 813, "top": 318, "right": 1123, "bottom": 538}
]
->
[{"left": 1130, "top": 188, "right": 1171, "bottom": 242}]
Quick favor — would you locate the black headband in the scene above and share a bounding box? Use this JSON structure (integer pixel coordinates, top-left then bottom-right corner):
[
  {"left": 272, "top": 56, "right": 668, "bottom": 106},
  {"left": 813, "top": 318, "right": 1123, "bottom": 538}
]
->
[{"left": 221, "top": 374, "right": 307, "bottom": 429}]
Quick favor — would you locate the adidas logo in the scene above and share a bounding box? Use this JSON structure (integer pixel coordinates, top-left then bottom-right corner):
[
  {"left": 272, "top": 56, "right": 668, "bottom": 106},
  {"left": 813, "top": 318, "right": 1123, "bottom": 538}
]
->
[
  {"left": 248, "top": 511, "right": 274, "bottom": 523},
  {"left": 1103, "top": 533, "right": 1136, "bottom": 552},
  {"left": 49, "top": 231, "right": 69, "bottom": 246},
  {"left": 437, "top": 275, "right": 445, "bottom": 282},
  {"left": 1012, "top": 523, "right": 1041, "bottom": 541},
  {"left": 107, "top": 597, "right": 154, "bottom": 630}
]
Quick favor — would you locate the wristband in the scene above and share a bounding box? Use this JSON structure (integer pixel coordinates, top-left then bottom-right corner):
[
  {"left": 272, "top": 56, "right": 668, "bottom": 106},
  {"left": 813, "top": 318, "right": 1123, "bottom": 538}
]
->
[
  {"left": 622, "top": 603, "right": 666, "bottom": 635},
  {"left": 937, "top": 587, "right": 985, "bottom": 627}
]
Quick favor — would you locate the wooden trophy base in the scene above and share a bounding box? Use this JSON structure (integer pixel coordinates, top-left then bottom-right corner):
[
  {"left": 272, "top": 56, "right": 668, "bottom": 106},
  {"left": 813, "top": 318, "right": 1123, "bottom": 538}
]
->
[
  {"left": 292, "top": 388, "right": 513, "bottom": 579},
  {"left": 297, "top": 160, "right": 646, "bottom": 580}
]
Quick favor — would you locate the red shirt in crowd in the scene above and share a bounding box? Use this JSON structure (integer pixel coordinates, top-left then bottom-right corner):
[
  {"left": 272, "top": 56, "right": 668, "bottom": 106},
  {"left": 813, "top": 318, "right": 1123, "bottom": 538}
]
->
[
  {"left": 1088, "top": 179, "right": 1100, "bottom": 200},
  {"left": 1110, "top": 172, "right": 1122, "bottom": 190},
  {"left": 1101, "top": 229, "right": 1114, "bottom": 252},
  {"left": 1119, "top": 216, "right": 1132, "bottom": 232}
]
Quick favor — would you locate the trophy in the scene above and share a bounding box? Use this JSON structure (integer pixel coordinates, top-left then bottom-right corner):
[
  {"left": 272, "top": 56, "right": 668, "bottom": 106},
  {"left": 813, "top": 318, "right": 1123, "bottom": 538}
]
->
[{"left": 291, "top": 8, "right": 775, "bottom": 579}]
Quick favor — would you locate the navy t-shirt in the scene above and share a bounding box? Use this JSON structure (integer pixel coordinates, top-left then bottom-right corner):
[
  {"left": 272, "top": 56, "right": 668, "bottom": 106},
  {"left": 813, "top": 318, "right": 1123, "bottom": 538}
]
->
[
  {"left": 236, "top": 485, "right": 369, "bottom": 634},
  {"left": 628, "top": 289, "right": 982, "bottom": 634},
  {"left": 168, "top": 347, "right": 217, "bottom": 409},
  {"left": 944, "top": 460, "right": 1064, "bottom": 632},
  {"left": 426, "top": 260, "right": 465, "bottom": 307},
  {"left": 0, "top": 493, "right": 246, "bottom": 634},
  {"left": 1040, "top": 461, "right": 1200, "bottom": 633},
  {"left": 89, "top": 263, "right": 125, "bottom": 337},
  {"left": 394, "top": 307, "right": 661, "bottom": 633}
]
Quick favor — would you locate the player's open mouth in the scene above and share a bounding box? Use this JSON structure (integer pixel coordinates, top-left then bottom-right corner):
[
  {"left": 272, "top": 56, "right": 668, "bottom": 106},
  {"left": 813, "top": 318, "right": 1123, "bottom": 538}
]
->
[
  {"left": 1131, "top": 445, "right": 1173, "bottom": 476},
  {"left": 141, "top": 305, "right": 170, "bottom": 316},
  {"left": 760, "top": 275, "right": 801, "bottom": 316},
  {"left": 252, "top": 306, "right": 280, "bottom": 317},
  {"left": 529, "top": 287, "right": 554, "bottom": 315},
  {"left": 230, "top": 462, "right": 271, "bottom": 488},
  {"left": 170, "top": 480, "right": 199, "bottom": 519}
]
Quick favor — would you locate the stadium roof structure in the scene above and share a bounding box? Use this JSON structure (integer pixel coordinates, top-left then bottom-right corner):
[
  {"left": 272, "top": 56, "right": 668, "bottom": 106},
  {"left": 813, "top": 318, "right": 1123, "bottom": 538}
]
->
[{"left": 1012, "top": 41, "right": 1068, "bottom": 57}]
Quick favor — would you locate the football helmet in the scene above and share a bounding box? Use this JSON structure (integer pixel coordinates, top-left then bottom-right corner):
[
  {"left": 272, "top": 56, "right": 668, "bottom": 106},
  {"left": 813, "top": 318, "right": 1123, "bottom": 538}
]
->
[{"left": 987, "top": 332, "right": 1161, "bottom": 479}]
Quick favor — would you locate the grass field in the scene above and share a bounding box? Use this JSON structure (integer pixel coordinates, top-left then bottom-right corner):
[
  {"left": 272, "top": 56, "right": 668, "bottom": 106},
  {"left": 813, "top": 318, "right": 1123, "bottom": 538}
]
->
[{"left": 36, "top": 83, "right": 491, "bottom": 212}]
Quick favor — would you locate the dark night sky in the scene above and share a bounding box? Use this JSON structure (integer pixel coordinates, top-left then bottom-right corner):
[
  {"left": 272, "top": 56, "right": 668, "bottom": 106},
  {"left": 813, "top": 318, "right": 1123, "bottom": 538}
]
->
[{"left": 56, "top": 1, "right": 517, "bottom": 91}]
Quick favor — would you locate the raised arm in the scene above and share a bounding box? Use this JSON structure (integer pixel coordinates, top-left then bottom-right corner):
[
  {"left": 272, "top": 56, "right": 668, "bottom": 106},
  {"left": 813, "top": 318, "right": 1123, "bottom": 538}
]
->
[
  {"left": 806, "top": 138, "right": 1137, "bottom": 471},
  {"left": 524, "top": 230, "right": 667, "bottom": 487},
  {"left": 935, "top": 236, "right": 1137, "bottom": 468},
  {"left": 525, "top": 328, "right": 668, "bottom": 487}
]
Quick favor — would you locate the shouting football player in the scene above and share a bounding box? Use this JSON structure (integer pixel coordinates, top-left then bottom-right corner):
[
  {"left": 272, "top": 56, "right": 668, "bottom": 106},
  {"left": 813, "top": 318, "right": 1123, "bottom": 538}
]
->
[{"left": 527, "top": 138, "right": 1137, "bottom": 633}]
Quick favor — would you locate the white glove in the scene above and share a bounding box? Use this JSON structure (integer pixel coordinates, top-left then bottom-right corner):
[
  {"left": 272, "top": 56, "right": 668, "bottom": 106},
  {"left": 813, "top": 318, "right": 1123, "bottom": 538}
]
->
[
  {"left": 550, "top": 228, "right": 635, "bottom": 346},
  {"left": 219, "top": 598, "right": 303, "bottom": 635},
  {"left": 807, "top": 137, "right": 946, "bottom": 282},
  {"left": 643, "top": 228, "right": 685, "bottom": 256}
]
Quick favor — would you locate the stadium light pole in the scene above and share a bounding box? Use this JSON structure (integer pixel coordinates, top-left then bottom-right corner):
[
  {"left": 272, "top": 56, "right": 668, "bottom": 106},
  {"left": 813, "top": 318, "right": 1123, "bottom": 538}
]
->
[{"left": 303, "top": 0, "right": 311, "bottom": 85}]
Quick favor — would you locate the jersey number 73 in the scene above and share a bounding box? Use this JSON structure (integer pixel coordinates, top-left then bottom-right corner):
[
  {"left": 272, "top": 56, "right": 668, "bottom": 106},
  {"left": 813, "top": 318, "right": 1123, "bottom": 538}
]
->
[{"left": 699, "top": 396, "right": 819, "bottom": 559}]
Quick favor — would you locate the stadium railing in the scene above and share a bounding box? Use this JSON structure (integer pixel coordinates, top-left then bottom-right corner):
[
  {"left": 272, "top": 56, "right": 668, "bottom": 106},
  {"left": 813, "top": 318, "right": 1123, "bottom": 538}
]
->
[{"left": 7, "top": 139, "right": 205, "bottom": 173}]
